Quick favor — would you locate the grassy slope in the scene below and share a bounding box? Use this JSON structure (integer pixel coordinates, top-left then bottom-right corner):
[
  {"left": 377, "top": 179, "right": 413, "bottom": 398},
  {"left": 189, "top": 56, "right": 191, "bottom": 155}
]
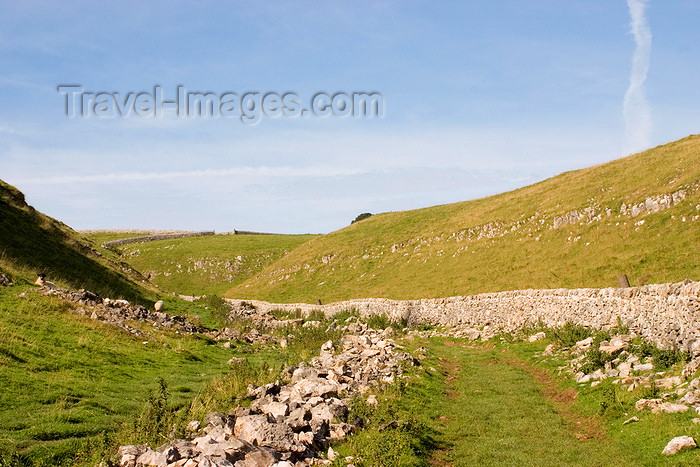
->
[
  {"left": 0, "top": 285, "right": 363, "bottom": 466},
  {"left": 226, "top": 135, "right": 700, "bottom": 303},
  {"left": 94, "top": 234, "right": 317, "bottom": 296},
  {"left": 0, "top": 181, "right": 155, "bottom": 304},
  {"left": 341, "top": 335, "right": 699, "bottom": 466},
  {"left": 0, "top": 285, "right": 235, "bottom": 464}
]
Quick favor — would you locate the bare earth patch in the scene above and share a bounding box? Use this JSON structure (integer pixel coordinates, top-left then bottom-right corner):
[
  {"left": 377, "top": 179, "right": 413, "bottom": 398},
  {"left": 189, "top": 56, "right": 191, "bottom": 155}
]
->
[{"left": 504, "top": 356, "right": 606, "bottom": 440}]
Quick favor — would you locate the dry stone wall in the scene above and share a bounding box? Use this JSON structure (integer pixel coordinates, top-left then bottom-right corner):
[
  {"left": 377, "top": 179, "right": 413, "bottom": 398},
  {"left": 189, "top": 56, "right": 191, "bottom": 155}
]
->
[
  {"left": 104, "top": 231, "right": 215, "bottom": 247},
  {"left": 228, "top": 280, "right": 700, "bottom": 353}
]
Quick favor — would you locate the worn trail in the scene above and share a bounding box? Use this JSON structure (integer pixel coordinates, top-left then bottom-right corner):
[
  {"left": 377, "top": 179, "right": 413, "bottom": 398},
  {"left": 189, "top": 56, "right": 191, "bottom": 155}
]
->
[{"left": 428, "top": 340, "right": 632, "bottom": 467}]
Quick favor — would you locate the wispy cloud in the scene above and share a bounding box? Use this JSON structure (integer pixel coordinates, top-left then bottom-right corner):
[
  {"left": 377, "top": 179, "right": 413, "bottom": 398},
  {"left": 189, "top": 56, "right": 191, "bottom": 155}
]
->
[
  {"left": 623, "top": 0, "right": 652, "bottom": 154},
  {"left": 11, "top": 166, "right": 366, "bottom": 185}
]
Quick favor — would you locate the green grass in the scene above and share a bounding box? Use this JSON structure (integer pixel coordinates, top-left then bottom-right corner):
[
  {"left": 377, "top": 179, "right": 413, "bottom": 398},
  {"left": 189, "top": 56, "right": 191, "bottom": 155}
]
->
[
  {"left": 100, "top": 233, "right": 316, "bottom": 296},
  {"left": 426, "top": 339, "right": 632, "bottom": 466},
  {"left": 331, "top": 335, "right": 700, "bottom": 466},
  {"left": 226, "top": 135, "right": 700, "bottom": 302},
  {"left": 0, "top": 284, "right": 278, "bottom": 465},
  {"left": 0, "top": 284, "right": 362, "bottom": 465},
  {"left": 503, "top": 336, "right": 700, "bottom": 466}
]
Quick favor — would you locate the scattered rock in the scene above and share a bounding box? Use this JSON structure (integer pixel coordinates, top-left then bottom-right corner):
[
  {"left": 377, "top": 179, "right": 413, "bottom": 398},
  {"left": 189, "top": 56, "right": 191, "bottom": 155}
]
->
[
  {"left": 576, "top": 337, "right": 594, "bottom": 348},
  {"left": 0, "top": 273, "right": 12, "bottom": 287},
  {"left": 683, "top": 358, "right": 700, "bottom": 379},
  {"left": 528, "top": 332, "right": 546, "bottom": 342},
  {"left": 327, "top": 446, "right": 338, "bottom": 461},
  {"left": 44, "top": 287, "right": 205, "bottom": 334},
  {"left": 655, "top": 376, "right": 683, "bottom": 390},
  {"left": 635, "top": 399, "right": 689, "bottom": 414},
  {"left": 118, "top": 326, "right": 415, "bottom": 466},
  {"left": 599, "top": 337, "right": 627, "bottom": 354},
  {"left": 662, "top": 436, "right": 697, "bottom": 455}
]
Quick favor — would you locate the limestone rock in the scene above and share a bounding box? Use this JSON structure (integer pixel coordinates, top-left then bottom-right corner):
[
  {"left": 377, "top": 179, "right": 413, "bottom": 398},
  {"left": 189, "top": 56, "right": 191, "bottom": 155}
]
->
[
  {"left": 633, "top": 363, "right": 654, "bottom": 372},
  {"left": 635, "top": 399, "right": 689, "bottom": 414},
  {"left": 135, "top": 448, "right": 167, "bottom": 466},
  {"left": 234, "top": 415, "right": 302, "bottom": 452},
  {"left": 528, "top": 332, "right": 546, "bottom": 342},
  {"left": 576, "top": 337, "right": 594, "bottom": 349},
  {"left": 599, "top": 337, "right": 626, "bottom": 354},
  {"left": 683, "top": 359, "right": 700, "bottom": 379},
  {"left": 662, "top": 436, "right": 697, "bottom": 455},
  {"left": 118, "top": 445, "right": 148, "bottom": 467}
]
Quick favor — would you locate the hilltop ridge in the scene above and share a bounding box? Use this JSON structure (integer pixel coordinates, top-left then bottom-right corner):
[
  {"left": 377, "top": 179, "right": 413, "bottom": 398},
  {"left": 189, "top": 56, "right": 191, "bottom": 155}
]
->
[
  {"left": 0, "top": 180, "right": 155, "bottom": 303},
  {"left": 225, "top": 135, "right": 700, "bottom": 303}
]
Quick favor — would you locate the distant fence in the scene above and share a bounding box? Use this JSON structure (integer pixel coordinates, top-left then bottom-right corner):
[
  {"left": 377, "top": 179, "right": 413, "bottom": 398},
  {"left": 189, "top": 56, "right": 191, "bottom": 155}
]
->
[
  {"left": 103, "top": 231, "right": 215, "bottom": 248},
  {"left": 230, "top": 230, "right": 281, "bottom": 235}
]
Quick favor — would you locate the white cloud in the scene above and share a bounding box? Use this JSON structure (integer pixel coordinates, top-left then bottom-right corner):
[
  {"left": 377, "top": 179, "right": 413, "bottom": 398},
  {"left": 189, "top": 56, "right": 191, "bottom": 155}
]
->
[
  {"left": 10, "top": 166, "right": 365, "bottom": 185},
  {"left": 623, "top": 0, "right": 653, "bottom": 154}
]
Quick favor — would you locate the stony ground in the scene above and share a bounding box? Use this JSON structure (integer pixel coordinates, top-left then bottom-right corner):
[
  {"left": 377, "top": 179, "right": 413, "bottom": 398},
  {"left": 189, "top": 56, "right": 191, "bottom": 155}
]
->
[
  {"left": 118, "top": 325, "right": 416, "bottom": 466},
  {"left": 11, "top": 282, "right": 700, "bottom": 466}
]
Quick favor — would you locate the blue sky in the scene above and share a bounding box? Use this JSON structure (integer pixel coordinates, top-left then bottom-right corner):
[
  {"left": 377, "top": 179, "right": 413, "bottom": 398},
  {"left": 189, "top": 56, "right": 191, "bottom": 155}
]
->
[{"left": 1, "top": 0, "right": 698, "bottom": 233}]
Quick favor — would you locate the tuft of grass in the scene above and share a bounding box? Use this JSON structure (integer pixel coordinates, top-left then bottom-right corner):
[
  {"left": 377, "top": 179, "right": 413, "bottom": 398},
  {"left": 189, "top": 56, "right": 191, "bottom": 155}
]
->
[
  {"left": 579, "top": 348, "right": 616, "bottom": 375},
  {"left": 628, "top": 338, "right": 691, "bottom": 370},
  {"left": 548, "top": 322, "right": 594, "bottom": 347},
  {"left": 191, "top": 295, "right": 232, "bottom": 329},
  {"left": 331, "top": 367, "right": 439, "bottom": 466}
]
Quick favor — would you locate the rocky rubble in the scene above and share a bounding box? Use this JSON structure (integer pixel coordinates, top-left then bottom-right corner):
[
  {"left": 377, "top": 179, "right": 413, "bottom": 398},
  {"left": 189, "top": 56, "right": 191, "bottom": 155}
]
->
[
  {"left": 208, "top": 328, "right": 279, "bottom": 347},
  {"left": 0, "top": 273, "right": 12, "bottom": 286},
  {"left": 118, "top": 325, "right": 417, "bottom": 467},
  {"left": 542, "top": 333, "right": 700, "bottom": 411},
  {"left": 41, "top": 287, "right": 206, "bottom": 335},
  {"left": 532, "top": 331, "right": 700, "bottom": 455}
]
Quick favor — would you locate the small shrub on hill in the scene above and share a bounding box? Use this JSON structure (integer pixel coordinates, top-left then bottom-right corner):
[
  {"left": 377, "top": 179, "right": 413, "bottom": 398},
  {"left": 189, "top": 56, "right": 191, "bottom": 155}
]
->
[
  {"left": 598, "top": 385, "right": 625, "bottom": 418},
  {"left": 351, "top": 212, "right": 373, "bottom": 224},
  {"left": 120, "top": 378, "right": 175, "bottom": 447},
  {"left": 628, "top": 338, "right": 690, "bottom": 370},
  {"left": 580, "top": 348, "right": 616, "bottom": 374},
  {"left": 367, "top": 313, "right": 391, "bottom": 330},
  {"left": 547, "top": 322, "right": 594, "bottom": 347},
  {"left": 192, "top": 295, "right": 231, "bottom": 328}
]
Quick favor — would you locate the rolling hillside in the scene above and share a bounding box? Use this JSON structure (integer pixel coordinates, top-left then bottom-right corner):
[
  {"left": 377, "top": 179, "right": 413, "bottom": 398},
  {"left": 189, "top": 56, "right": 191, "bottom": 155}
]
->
[
  {"left": 0, "top": 180, "right": 155, "bottom": 304},
  {"left": 82, "top": 233, "right": 317, "bottom": 296},
  {"left": 225, "top": 135, "right": 700, "bottom": 303}
]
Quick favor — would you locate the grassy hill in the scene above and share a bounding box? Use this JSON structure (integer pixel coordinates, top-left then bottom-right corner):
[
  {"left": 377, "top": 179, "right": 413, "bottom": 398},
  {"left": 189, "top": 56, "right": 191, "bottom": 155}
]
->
[
  {"left": 82, "top": 232, "right": 317, "bottom": 296},
  {"left": 0, "top": 285, "right": 232, "bottom": 465},
  {"left": 225, "top": 135, "right": 700, "bottom": 303},
  {"left": 0, "top": 181, "right": 155, "bottom": 304}
]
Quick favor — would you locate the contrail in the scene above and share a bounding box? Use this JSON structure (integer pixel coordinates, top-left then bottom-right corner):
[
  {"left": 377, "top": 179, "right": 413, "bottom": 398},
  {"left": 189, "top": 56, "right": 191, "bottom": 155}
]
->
[{"left": 623, "top": 0, "right": 652, "bottom": 154}]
